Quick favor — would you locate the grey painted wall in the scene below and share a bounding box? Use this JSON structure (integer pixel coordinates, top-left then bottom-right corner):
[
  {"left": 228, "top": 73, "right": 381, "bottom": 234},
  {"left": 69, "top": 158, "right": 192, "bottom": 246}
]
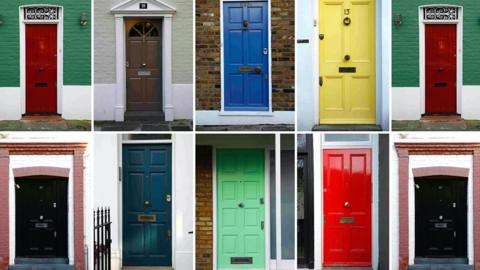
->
[{"left": 94, "top": 0, "right": 193, "bottom": 84}]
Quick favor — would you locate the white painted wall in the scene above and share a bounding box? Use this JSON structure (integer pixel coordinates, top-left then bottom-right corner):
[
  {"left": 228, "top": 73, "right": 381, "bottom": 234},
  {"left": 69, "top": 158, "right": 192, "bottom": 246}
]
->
[
  {"left": 92, "top": 133, "right": 194, "bottom": 270},
  {"left": 0, "top": 88, "right": 22, "bottom": 120},
  {"left": 393, "top": 86, "right": 480, "bottom": 120},
  {"left": 295, "top": 0, "right": 314, "bottom": 131},
  {"left": 94, "top": 83, "right": 193, "bottom": 121},
  {"left": 8, "top": 155, "right": 75, "bottom": 265},
  {"left": 0, "top": 86, "right": 91, "bottom": 120}
]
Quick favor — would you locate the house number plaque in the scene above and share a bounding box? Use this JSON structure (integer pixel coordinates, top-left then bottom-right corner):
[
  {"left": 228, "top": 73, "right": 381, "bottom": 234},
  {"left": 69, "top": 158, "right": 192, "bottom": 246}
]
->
[{"left": 139, "top": 3, "right": 148, "bottom": 9}]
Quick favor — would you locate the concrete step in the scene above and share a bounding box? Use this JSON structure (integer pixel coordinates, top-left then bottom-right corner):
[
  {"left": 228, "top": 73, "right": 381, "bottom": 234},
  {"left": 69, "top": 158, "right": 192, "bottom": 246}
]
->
[
  {"left": 14, "top": 258, "right": 69, "bottom": 265},
  {"left": 415, "top": 258, "right": 468, "bottom": 265},
  {"left": 9, "top": 265, "right": 74, "bottom": 270},
  {"left": 408, "top": 265, "right": 473, "bottom": 270},
  {"left": 124, "top": 111, "right": 165, "bottom": 122}
]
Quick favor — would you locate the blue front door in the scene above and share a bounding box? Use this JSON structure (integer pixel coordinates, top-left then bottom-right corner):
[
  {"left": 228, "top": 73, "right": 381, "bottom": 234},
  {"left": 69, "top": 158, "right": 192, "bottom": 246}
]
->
[
  {"left": 122, "top": 144, "right": 172, "bottom": 266},
  {"left": 224, "top": 1, "right": 269, "bottom": 111}
]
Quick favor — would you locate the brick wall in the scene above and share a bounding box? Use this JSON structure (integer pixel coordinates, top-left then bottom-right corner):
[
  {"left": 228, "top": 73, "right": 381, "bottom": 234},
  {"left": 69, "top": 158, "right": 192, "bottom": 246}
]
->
[
  {"left": 0, "top": 150, "right": 9, "bottom": 270},
  {"left": 195, "top": 0, "right": 295, "bottom": 111},
  {"left": 196, "top": 146, "right": 213, "bottom": 270}
]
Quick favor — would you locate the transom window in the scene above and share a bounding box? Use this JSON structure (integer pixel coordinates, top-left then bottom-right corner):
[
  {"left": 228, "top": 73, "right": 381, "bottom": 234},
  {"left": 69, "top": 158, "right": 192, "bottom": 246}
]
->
[
  {"left": 129, "top": 22, "right": 159, "bottom": 37},
  {"left": 24, "top": 6, "right": 59, "bottom": 21},
  {"left": 423, "top": 6, "right": 459, "bottom": 21}
]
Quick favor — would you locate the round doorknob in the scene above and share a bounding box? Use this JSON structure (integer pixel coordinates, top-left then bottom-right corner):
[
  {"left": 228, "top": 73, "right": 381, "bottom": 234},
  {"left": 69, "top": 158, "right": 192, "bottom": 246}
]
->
[
  {"left": 255, "top": 66, "right": 262, "bottom": 73},
  {"left": 344, "top": 54, "right": 350, "bottom": 61},
  {"left": 238, "top": 202, "right": 244, "bottom": 208},
  {"left": 144, "top": 200, "right": 150, "bottom": 206},
  {"left": 343, "top": 17, "right": 351, "bottom": 26},
  {"left": 344, "top": 201, "right": 350, "bottom": 208}
]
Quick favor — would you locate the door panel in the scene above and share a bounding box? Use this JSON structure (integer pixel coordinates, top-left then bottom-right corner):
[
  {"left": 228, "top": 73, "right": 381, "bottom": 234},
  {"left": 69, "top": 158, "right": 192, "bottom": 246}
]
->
[
  {"left": 217, "top": 149, "right": 265, "bottom": 269},
  {"left": 415, "top": 178, "right": 467, "bottom": 258},
  {"left": 224, "top": 1, "right": 269, "bottom": 111},
  {"left": 323, "top": 149, "right": 371, "bottom": 266},
  {"left": 126, "top": 20, "right": 163, "bottom": 111},
  {"left": 319, "top": 0, "right": 376, "bottom": 124},
  {"left": 26, "top": 24, "right": 57, "bottom": 114},
  {"left": 425, "top": 24, "right": 457, "bottom": 114},
  {"left": 15, "top": 178, "right": 68, "bottom": 258},
  {"left": 123, "top": 145, "right": 172, "bottom": 266}
]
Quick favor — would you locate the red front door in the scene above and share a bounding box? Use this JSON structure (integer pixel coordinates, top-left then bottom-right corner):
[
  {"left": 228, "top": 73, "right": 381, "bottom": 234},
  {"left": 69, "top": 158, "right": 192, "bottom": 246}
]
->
[
  {"left": 425, "top": 24, "right": 457, "bottom": 114},
  {"left": 323, "top": 149, "right": 372, "bottom": 266},
  {"left": 26, "top": 24, "right": 57, "bottom": 114}
]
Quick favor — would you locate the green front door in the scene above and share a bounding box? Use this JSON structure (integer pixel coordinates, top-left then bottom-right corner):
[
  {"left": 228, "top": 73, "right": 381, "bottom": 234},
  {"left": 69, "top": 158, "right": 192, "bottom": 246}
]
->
[{"left": 217, "top": 149, "right": 266, "bottom": 269}]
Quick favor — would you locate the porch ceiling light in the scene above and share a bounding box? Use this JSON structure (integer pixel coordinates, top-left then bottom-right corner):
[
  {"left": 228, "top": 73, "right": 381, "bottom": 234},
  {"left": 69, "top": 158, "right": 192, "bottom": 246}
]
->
[
  {"left": 80, "top": 13, "right": 87, "bottom": 28},
  {"left": 395, "top": 13, "right": 402, "bottom": 28}
]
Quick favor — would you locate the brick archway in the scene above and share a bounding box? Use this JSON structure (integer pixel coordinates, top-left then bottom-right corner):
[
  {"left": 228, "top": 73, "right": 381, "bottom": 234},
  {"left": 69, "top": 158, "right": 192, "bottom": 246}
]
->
[
  {"left": 412, "top": 166, "right": 469, "bottom": 178},
  {"left": 0, "top": 143, "right": 86, "bottom": 270},
  {"left": 395, "top": 143, "right": 480, "bottom": 270}
]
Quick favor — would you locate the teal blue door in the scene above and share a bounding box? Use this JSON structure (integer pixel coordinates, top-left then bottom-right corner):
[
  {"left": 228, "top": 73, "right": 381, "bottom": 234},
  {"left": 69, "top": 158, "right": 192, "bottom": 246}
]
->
[{"left": 122, "top": 144, "right": 172, "bottom": 266}]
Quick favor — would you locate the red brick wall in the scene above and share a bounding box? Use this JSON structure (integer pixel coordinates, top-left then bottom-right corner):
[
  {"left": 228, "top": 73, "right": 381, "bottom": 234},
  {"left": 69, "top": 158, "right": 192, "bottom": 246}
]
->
[
  {"left": 0, "top": 149, "right": 9, "bottom": 270},
  {"left": 397, "top": 148, "right": 409, "bottom": 270},
  {"left": 195, "top": 0, "right": 295, "bottom": 111},
  {"left": 73, "top": 149, "right": 85, "bottom": 270},
  {"left": 474, "top": 150, "right": 480, "bottom": 270},
  {"left": 196, "top": 146, "right": 213, "bottom": 270}
]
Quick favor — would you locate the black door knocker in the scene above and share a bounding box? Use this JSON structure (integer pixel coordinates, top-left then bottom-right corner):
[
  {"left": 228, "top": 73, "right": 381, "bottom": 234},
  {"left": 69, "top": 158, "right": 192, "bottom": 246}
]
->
[{"left": 343, "top": 17, "right": 351, "bottom": 26}]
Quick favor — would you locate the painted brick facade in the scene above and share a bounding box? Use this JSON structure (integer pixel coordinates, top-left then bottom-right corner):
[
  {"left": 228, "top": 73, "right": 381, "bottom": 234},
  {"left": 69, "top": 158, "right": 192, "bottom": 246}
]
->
[
  {"left": 195, "top": 0, "right": 295, "bottom": 111},
  {"left": 395, "top": 143, "right": 480, "bottom": 270},
  {"left": 0, "top": 143, "right": 86, "bottom": 270},
  {"left": 196, "top": 146, "right": 213, "bottom": 270},
  {"left": 392, "top": 0, "right": 480, "bottom": 87},
  {"left": 0, "top": 0, "right": 91, "bottom": 86}
]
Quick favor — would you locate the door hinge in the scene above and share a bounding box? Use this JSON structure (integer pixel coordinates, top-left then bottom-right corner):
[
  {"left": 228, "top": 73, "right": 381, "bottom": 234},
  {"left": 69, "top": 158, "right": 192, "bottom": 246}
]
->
[
  {"left": 260, "top": 198, "right": 264, "bottom": 204},
  {"left": 118, "top": 167, "right": 122, "bottom": 182},
  {"left": 453, "top": 202, "right": 456, "bottom": 208},
  {"left": 454, "top": 231, "right": 456, "bottom": 238},
  {"left": 323, "top": 215, "right": 326, "bottom": 224},
  {"left": 167, "top": 229, "right": 172, "bottom": 238},
  {"left": 261, "top": 221, "right": 264, "bottom": 230},
  {"left": 319, "top": 76, "right": 323, "bottom": 86},
  {"left": 126, "top": 61, "right": 130, "bottom": 68},
  {"left": 313, "top": 19, "right": 317, "bottom": 27},
  {"left": 54, "top": 231, "right": 57, "bottom": 238}
]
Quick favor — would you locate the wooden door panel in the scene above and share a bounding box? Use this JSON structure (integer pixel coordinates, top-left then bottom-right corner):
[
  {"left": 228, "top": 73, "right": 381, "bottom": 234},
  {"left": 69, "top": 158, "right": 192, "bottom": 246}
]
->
[
  {"left": 319, "top": 0, "right": 376, "bottom": 124},
  {"left": 123, "top": 145, "right": 172, "bottom": 266},
  {"left": 126, "top": 20, "right": 163, "bottom": 112},
  {"left": 26, "top": 24, "right": 57, "bottom": 114},
  {"left": 217, "top": 149, "right": 265, "bottom": 269},
  {"left": 323, "top": 149, "right": 372, "bottom": 266},
  {"left": 425, "top": 24, "right": 457, "bottom": 114}
]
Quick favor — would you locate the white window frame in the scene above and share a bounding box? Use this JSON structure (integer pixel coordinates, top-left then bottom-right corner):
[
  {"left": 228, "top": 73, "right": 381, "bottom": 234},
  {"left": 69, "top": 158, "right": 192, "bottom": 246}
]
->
[
  {"left": 419, "top": 5, "right": 463, "bottom": 115},
  {"left": 19, "top": 5, "right": 63, "bottom": 116},
  {"left": 219, "top": 0, "right": 273, "bottom": 116}
]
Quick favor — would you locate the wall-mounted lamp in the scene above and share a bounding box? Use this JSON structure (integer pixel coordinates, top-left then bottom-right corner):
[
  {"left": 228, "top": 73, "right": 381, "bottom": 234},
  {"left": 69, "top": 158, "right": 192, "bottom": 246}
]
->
[
  {"left": 395, "top": 13, "right": 403, "bottom": 28},
  {"left": 80, "top": 13, "right": 87, "bottom": 28},
  {"left": 0, "top": 15, "right": 4, "bottom": 26}
]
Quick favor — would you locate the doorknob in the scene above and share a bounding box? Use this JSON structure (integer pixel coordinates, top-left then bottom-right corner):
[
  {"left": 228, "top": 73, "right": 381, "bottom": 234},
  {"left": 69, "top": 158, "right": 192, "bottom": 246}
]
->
[
  {"left": 344, "top": 201, "right": 350, "bottom": 208},
  {"left": 343, "top": 17, "right": 351, "bottom": 25},
  {"left": 144, "top": 200, "right": 150, "bottom": 206},
  {"left": 344, "top": 54, "right": 350, "bottom": 61},
  {"left": 255, "top": 67, "right": 262, "bottom": 73},
  {"left": 243, "top": 20, "right": 249, "bottom": 27},
  {"left": 238, "top": 202, "right": 244, "bottom": 208}
]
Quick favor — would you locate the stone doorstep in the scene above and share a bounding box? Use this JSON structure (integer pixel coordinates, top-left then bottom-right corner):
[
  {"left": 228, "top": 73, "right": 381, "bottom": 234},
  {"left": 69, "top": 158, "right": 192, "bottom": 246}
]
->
[
  {"left": 407, "top": 265, "right": 473, "bottom": 270},
  {"left": 420, "top": 115, "right": 464, "bottom": 122},
  {"left": 21, "top": 115, "right": 64, "bottom": 121},
  {"left": 312, "top": 124, "right": 382, "bottom": 131},
  {"left": 323, "top": 267, "right": 372, "bottom": 270}
]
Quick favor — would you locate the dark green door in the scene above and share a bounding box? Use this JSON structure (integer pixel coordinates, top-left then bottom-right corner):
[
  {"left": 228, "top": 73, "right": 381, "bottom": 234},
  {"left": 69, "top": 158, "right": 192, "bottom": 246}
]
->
[
  {"left": 122, "top": 144, "right": 172, "bottom": 266},
  {"left": 217, "top": 149, "right": 265, "bottom": 269}
]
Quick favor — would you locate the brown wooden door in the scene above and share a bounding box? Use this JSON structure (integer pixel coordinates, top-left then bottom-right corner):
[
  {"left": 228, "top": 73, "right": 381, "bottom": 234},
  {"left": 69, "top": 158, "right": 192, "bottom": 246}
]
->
[{"left": 126, "top": 20, "right": 163, "bottom": 112}]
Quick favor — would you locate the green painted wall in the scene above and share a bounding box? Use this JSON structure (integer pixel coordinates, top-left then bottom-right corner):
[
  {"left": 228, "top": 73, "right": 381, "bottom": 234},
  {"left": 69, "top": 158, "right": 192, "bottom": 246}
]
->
[
  {"left": 0, "top": 0, "right": 91, "bottom": 86},
  {"left": 392, "top": 0, "right": 480, "bottom": 87}
]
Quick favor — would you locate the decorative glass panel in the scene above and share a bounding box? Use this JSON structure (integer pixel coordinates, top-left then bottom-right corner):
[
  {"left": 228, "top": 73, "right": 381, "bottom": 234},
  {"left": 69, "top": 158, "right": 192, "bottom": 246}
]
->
[
  {"left": 324, "top": 134, "right": 370, "bottom": 142},
  {"left": 24, "top": 7, "right": 59, "bottom": 21},
  {"left": 129, "top": 22, "right": 159, "bottom": 37},
  {"left": 424, "top": 7, "right": 459, "bottom": 21}
]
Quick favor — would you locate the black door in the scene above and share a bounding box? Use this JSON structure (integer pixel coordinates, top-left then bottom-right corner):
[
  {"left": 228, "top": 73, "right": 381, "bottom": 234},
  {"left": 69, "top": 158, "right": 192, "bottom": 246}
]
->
[
  {"left": 415, "top": 177, "right": 467, "bottom": 258},
  {"left": 15, "top": 177, "right": 68, "bottom": 258}
]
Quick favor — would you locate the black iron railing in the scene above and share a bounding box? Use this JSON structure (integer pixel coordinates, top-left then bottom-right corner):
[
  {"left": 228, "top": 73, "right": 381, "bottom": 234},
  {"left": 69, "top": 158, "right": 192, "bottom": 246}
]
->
[{"left": 94, "top": 207, "right": 112, "bottom": 270}]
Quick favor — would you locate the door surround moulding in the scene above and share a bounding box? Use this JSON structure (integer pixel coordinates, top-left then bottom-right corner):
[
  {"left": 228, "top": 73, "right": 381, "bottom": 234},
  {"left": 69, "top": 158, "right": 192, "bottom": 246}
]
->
[
  {"left": 419, "top": 5, "right": 463, "bottom": 116},
  {"left": 111, "top": 0, "right": 176, "bottom": 122},
  {"left": 19, "top": 5, "right": 63, "bottom": 116}
]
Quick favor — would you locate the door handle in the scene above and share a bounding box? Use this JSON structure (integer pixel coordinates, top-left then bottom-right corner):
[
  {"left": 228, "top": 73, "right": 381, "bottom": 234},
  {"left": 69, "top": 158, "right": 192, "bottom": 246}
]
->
[
  {"left": 144, "top": 200, "right": 150, "bottom": 206},
  {"left": 238, "top": 202, "right": 244, "bottom": 208},
  {"left": 343, "top": 17, "right": 351, "bottom": 25},
  {"left": 344, "top": 54, "right": 350, "bottom": 61},
  {"left": 255, "top": 66, "right": 262, "bottom": 74},
  {"left": 261, "top": 221, "right": 264, "bottom": 230},
  {"left": 319, "top": 76, "right": 323, "bottom": 86},
  {"left": 344, "top": 201, "right": 350, "bottom": 208}
]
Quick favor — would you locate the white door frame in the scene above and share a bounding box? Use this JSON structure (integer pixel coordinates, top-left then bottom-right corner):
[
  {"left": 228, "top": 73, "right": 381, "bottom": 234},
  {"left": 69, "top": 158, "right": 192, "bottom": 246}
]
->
[
  {"left": 111, "top": 0, "right": 176, "bottom": 122},
  {"left": 19, "top": 5, "right": 63, "bottom": 116},
  {"left": 212, "top": 146, "right": 272, "bottom": 270},
  {"left": 418, "top": 5, "right": 463, "bottom": 116},
  {"left": 313, "top": 0, "right": 381, "bottom": 125},
  {"left": 119, "top": 139, "right": 175, "bottom": 267},
  {"left": 219, "top": 0, "right": 273, "bottom": 116},
  {"left": 313, "top": 134, "right": 379, "bottom": 269}
]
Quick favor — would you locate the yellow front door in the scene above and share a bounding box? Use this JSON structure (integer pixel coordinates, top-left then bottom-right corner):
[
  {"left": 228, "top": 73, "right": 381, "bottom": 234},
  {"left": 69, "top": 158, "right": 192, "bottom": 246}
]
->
[{"left": 319, "top": 0, "right": 376, "bottom": 124}]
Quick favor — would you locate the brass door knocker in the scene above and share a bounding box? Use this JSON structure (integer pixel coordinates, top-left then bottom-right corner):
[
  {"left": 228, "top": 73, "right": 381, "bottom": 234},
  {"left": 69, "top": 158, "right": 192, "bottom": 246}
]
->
[{"left": 343, "top": 17, "right": 351, "bottom": 26}]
